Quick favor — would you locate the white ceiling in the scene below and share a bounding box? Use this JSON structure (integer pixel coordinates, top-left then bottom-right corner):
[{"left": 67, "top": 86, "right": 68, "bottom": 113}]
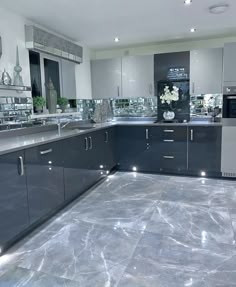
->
[{"left": 0, "top": 0, "right": 236, "bottom": 49}]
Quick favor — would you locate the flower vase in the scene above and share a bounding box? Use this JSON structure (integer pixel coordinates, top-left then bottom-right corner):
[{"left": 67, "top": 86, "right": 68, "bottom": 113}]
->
[{"left": 163, "top": 110, "right": 175, "bottom": 121}]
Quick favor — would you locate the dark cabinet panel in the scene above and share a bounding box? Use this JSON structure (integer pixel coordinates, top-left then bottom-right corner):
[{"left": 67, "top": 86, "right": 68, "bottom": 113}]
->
[
  {"left": 0, "top": 151, "right": 29, "bottom": 248},
  {"left": 25, "top": 142, "right": 64, "bottom": 224},
  {"left": 103, "top": 127, "right": 117, "bottom": 172},
  {"left": 63, "top": 135, "right": 97, "bottom": 201},
  {"left": 149, "top": 126, "right": 188, "bottom": 172},
  {"left": 188, "top": 126, "right": 222, "bottom": 173},
  {"left": 117, "top": 126, "right": 151, "bottom": 171}
]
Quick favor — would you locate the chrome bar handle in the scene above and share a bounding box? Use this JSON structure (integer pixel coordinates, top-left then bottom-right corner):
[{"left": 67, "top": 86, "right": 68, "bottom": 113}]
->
[
  {"left": 145, "top": 129, "right": 149, "bottom": 140},
  {"left": 40, "top": 149, "right": 52, "bottom": 155},
  {"left": 192, "top": 82, "right": 195, "bottom": 94},
  {"left": 164, "top": 130, "right": 174, "bottom": 133},
  {"left": 117, "top": 86, "right": 120, "bottom": 97},
  {"left": 190, "top": 129, "right": 194, "bottom": 141},
  {"left": 163, "top": 156, "right": 175, "bottom": 159},
  {"left": 163, "top": 139, "right": 174, "bottom": 142},
  {"left": 149, "top": 83, "right": 153, "bottom": 95},
  {"left": 89, "top": 136, "right": 93, "bottom": 150},
  {"left": 18, "top": 156, "right": 24, "bottom": 176},
  {"left": 105, "top": 131, "right": 109, "bottom": 143},
  {"left": 84, "top": 137, "right": 88, "bottom": 151}
]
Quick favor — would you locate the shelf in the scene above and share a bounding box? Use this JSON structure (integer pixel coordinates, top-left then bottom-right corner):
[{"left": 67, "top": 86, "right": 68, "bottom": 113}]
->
[
  {"left": 0, "top": 84, "right": 32, "bottom": 92},
  {"left": 30, "top": 112, "right": 81, "bottom": 120}
]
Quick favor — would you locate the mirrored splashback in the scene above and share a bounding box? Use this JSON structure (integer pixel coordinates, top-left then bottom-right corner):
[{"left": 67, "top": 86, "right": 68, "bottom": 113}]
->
[
  {"left": 77, "top": 97, "right": 157, "bottom": 122},
  {"left": 0, "top": 96, "right": 32, "bottom": 123},
  {"left": 190, "top": 94, "right": 223, "bottom": 118}
]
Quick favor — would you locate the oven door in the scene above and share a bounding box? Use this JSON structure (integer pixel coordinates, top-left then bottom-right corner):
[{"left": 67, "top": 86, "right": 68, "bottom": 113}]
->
[{"left": 223, "top": 95, "right": 236, "bottom": 118}]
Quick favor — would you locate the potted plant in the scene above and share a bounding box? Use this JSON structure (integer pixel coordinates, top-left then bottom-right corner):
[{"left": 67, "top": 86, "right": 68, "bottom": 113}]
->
[
  {"left": 160, "top": 86, "right": 179, "bottom": 121},
  {"left": 33, "top": 96, "right": 46, "bottom": 114},
  {"left": 57, "top": 97, "right": 69, "bottom": 113}
]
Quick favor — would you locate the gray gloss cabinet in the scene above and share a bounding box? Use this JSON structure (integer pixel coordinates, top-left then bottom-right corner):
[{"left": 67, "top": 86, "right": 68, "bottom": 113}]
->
[
  {"left": 25, "top": 142, "right": 64, "bottom": 224},
  {"left": 190, "top": 48, "right": 223, "bottom": 95},
  {"left": 61, "top": 59, "right": 76, "bottom": 99},
  {"left": 0, "top": 151, "right": 29, "bottom": 248},
  {"left": 188, "top": 126, "right": 222, "bottom": 174},
  {"left": 223, "top": 42, "right": 236, "bottom": 84},
  {"left": 122, "top": 55, "right": 154, "bottom": 98},
  {"left": 91, "top": 58, "right": 122, "bottom": 99}
]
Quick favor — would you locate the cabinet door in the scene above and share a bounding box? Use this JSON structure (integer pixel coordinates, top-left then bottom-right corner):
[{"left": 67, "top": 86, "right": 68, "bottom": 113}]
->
[
  {"left": 149, "top": 126, "right": 188, "bottom": 172},
  {"left": 224, "top": 43, "right": 236, "bottom": 84},
  {"left": 188, "top": 126, "right": 222, "bottom": 173},
  {"left": 103, "top": 127, "right": 117, "bottom": 171},
  {"left": 63, "top": 135, "right": 98, "bottom": 201},
  {"left": 190, "top": 48, "right": 223, "bottom": 95},
  {"left": 0, "top": 151, "right": 29, "bottom": 247},
  {"left": 122, "top": 55, "right": 154, "bottom": 98},
  {"left": 25, "top": 142, "right": 64, "bottom": 224},
  {"left": 116, "top": 126, "right": 150, "bottom": 171},
  {"left": 91, "top": 58, "right": 122, "bottom": 99},
  {"left": 61, "top": 59, "right": 76, "bottom": 99}
]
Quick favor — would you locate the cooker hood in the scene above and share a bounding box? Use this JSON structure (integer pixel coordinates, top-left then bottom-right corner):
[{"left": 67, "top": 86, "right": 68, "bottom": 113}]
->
[{"left": 25, "top": 25, "right": 83, "bottom": 64}]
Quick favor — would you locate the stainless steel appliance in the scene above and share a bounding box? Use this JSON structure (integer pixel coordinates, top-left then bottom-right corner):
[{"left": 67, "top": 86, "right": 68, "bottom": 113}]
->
[{"left": 223, "top": 86, "right": 236, "bottom": 125}]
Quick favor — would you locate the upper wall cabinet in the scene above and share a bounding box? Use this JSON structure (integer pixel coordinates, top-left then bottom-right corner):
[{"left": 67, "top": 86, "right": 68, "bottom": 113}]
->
[
  {"left": 122, "top": 55, "right": 154, "bottom": 98},
  {"left": 190, "top": 48, "right": 223, "bottom": 95},
  {"left": 223, "top": 43, "right": 236, "bottom": 85},
  {"left": 91, "top": 58, "right": 122, "bottom": 99}
]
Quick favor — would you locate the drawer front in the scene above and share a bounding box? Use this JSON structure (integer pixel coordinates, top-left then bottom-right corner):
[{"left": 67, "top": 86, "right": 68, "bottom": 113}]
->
[
  {"left": 157, "top": 152, "right": 187, "bottom": 171},
  {"left": 151, "top": 126, "right": 188, "bottom": 142}
]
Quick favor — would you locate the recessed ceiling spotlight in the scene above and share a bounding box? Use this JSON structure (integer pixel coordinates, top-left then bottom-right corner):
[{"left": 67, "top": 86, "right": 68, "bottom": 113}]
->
[
  {"left": 114, "top": 37, "right": 120, "bottom": 43},
  {"left": 209, "top": 4, "right": 229, "bottom": 14},
  {"left": 190, "top": 28, "right": 196, "bottom": 33},
  {"left": 184, "top": 0, "right": 192, "bottom": 5}
]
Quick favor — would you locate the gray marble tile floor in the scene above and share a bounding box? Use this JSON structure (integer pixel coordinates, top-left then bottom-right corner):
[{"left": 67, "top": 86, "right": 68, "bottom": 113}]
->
[{"left": 1, "top": 172, "right": 236, "bottom": 286}]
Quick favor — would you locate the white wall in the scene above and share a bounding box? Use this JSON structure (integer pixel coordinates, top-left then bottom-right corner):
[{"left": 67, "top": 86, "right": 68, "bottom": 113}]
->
[
  {"left": 93, "top": 36, "right": 236, "bottom": 60},
  {"left": 75, "top": 44, "right": 92, "bottom": 99},
  {"left": 0, "top": 7, "right": 31, "bottom": 97}
]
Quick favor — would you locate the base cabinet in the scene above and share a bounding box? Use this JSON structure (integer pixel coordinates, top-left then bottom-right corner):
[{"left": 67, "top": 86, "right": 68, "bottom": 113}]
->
[
  {"left": 188, "top": 126, "right": 222, "bottom": 174},
  {"left": 149, "top": 126, "right": 188, "bottom": 172},
  {"left": 0, "top": 151, "right": 29, "bottom": 248},
  {"left": 103, "top": 127, "right": 117, "bottom": 171},
  {"left": 25, "top": 142, "right": 64, "bottom": 224},
  {"left": 117, "top": 126, "right": 151, "bottom": 171}
]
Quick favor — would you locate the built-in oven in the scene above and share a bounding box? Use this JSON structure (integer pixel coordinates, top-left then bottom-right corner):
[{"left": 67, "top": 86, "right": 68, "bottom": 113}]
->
[{"left": 223, "top": 86, "right": 236, "bottom": 118}]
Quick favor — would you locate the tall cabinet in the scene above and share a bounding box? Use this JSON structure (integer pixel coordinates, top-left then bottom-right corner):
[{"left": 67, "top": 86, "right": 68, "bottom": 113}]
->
[{"left": 190, "top": 48, "right": 223, "bottom": 95}]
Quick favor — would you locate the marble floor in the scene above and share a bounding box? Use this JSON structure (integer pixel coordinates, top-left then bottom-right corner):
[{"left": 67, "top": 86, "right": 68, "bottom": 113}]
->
[{"left": 1, "top": 172, "right": 236, "bottom": 286}]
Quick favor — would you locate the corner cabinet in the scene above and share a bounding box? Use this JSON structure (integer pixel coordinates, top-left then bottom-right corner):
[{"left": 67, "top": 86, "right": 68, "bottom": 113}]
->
[
  {"left": 91, "top": 58, "right": 122, "bottom": 99},
  {"left": 188, "top": 126, "right": 222, "bottom": 175},
  {"left": 25, "top": 142, "right": 65, "bottom": 224},
  {"left": 122, "top": 55, "right": 154, "bottom": 98},
  {"left": 0, "top": 151, "right": 29, "bottom": 249},
  {"left": 190, "top": 48, "right": 223, "bottom": 95}
]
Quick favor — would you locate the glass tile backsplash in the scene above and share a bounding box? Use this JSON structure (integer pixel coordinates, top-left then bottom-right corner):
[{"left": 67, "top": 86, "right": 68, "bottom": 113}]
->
[
  {"left": 0, "top": 97, "right": 33, "bottom": 122},
  {"left": 77, "top": 97, "right": 157, "bottom": 122}
]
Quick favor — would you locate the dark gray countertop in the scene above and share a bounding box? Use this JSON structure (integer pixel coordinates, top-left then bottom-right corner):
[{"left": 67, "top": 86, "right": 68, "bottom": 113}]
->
[{"left": 0, "top": 120, "right": 222, "bottom": 156}]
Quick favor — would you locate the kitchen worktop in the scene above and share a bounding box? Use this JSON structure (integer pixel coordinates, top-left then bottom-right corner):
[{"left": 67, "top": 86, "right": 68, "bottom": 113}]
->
[{"left": 0, "top": 120, "right": 222, "bottom": 156}]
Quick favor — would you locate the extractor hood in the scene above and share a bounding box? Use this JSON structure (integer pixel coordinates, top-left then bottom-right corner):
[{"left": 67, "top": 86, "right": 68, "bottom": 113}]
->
[{"left": 25, "top": 25, "right": 83, "bottom": 64}]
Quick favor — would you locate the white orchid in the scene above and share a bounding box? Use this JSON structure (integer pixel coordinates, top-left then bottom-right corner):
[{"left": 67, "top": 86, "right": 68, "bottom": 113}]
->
[{"left": 160, "top": 86, "right": 179, "bottom": 105}]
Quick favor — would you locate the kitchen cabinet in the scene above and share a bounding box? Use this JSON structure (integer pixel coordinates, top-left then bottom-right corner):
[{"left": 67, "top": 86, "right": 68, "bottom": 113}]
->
[
  {"left": 190, "top": 48, "right": 223, "bottom": 95},
  {"left": 116, "top": 125, "right": 151, "bottom": 171},
  {"left": 61, "top": 59, "right": 76, "bottom": 99},
  {"left": 0, "top": 151, "right": 29, "bottom": 249},
  {"left": 149, "top": 126, "right": 188, "bottom": 172},
  {"left": 91, "top": 58, "right": 122, "bottom": 99},
  {"left": 25, "top": 142, "right": 64, "bottom": 224},
  {"left": 188, "top": 126, "right": 222, "bottom": 174},
  {"left": 122, "top": 55, "right": 154, "bottom": 98},
  {"left": 103, "top": 127, "right": 117, "bottom": 171},
  {"left": 223, "top": 42, "right": 236, "bottom": 84}
]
